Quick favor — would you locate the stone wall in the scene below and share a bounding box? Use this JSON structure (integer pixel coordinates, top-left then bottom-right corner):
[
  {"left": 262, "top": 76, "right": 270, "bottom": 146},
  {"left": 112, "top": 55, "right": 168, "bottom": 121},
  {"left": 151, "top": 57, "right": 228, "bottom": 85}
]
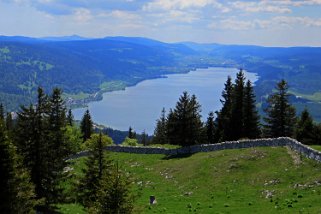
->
[{"left": 67, "top": 137, "right": 321, "bottom": 162}]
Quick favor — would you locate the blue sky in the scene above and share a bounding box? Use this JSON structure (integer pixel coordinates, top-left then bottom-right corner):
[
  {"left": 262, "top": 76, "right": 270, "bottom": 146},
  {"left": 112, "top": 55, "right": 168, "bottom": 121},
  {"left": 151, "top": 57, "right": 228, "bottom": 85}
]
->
[{"left": 1, "top": 0, "right": 321, "bottom": 46}]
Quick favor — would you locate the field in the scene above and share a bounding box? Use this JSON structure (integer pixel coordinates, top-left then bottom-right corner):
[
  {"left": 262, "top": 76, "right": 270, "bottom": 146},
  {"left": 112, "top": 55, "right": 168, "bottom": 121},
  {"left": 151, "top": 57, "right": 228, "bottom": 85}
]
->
[{"left": 60, "top": 146, "right": 321, "bottom": 213}]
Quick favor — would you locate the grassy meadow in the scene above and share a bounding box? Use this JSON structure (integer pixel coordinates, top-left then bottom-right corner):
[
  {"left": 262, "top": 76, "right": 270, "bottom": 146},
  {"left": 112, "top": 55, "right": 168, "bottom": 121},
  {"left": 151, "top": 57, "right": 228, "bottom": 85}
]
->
[{"left": 60, "top": 146, "right": 321, "bottom": 213}]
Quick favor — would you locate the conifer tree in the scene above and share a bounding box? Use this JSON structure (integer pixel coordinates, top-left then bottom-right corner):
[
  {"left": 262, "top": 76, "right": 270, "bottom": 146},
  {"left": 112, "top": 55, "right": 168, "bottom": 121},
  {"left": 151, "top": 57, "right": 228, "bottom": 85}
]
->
[
  {"left": 295, "top": 108, "right": 315, "bottom": 145},
  {"left": 215, "top": 76, "right": 233, "bottom": 142},
  {"left": 15, "top": 105, "right": 44, "bottom": 196},
  {"left": 97, "top": 163, "right": 134, "bottom": 214},
  {"left": 167, "top": 92, "right": 203, "bottom": 146},
  {"left": 243, "top": 80, "right": 261, "bottom": 138},
  {"left": 5, "top": 112, "right": 13, "bottom": 132},
  {"left": 166, "top": 109, "right": 176, "bottom": 145},
  {"left": 141, "top": 130, "right": 148, "bottom": 146},
  {"left": 153, "top": 108, "right": 167, "bottom": 144},
  {"left": 128, "top": 126, "right": 137, "bottom": 139},
  {"left": 230, "top": 70, "right": 245, "bottom": 140},
  {"left": 81, "top": 109, "right": 93, "bottom": 142},
  {"left": 0, "top": 103, "right": 4, "bottom": 121},
  {"left": 263, "top": 80, "right": 297, "bottom": 137},
  {"left": 67, "top": 108, "right": 74, "bottom": 126},
  {"left": 206, "top": 111, "right": 216, "bottom": 144},
  {"left": 0, "top": 117, "right": 37, "bottom": 214},
  {"left": 0, "top": 117, "right": 16, "bottom": 213},
  {"left": 45, "top": 88, "right": 69, "bottom": 206},
  {"left": 78, "top": 132, "right": 112, "bottom": 208},
  {"left": 15, "top": 87, "right": 68, "bottom": 212}
]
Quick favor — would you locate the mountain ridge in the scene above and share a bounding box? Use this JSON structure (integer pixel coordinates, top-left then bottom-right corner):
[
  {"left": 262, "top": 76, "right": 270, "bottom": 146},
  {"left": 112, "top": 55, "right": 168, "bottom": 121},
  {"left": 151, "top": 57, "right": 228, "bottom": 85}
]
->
[{"left": 1, "top": 35, "right": 321, "bottom": 120}]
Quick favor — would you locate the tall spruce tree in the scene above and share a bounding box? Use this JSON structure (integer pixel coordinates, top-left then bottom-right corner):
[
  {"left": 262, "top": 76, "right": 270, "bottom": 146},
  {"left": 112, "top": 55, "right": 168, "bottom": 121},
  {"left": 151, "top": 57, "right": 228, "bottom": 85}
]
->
[
  {"left": 15, "top": 87, "right": 69, "bottom": 212},
  {"left": 128, "top": 127, "right": 133, "bottom": 139},
  {"left": 67, "top": 108, "right": 74, "bottom": 126},
  {"left": 243, "top": 80, "right": 261, "bottom": 138},
  {"left": 46, "top": 88, "right": 69, "bottom": 206},
  {"left": 167, "top": 92, "right": 203, "bottom": 146},
  {"left": 153, "top": 108, "right": 167, "bottom": 144},
  {"left": 166, "top": 109, "right": 176, "bottom": 145},
  {"left": 97, "top": 163, "right": 134, "bottom": 214},
  {"left": 5, "top": 112, "right": 13, "bottom": 132},
  {"left": 295, "top": 108, "right": 315, "bottom": 145},
  {"left": 0, "top": 117, "right": 37, "bottom": 214},
  {"left": 230, "top": 70, "right": 245, "bottom": 140},
  {"left": 215, "top": 76, "right": 233, "bottom": 142},
  {"left": 263, "top": 80, "right": 297, "bottom": 137},
  {"left": 0, "top": 103, "right": 4, "bottom": 121},
  {"left": 78, "top": 132, "right": 112, "bottom": 208},
  {"left": 206, "top": 111, "right": 216, "bottom": 144},
  {"left": 0, "top": 117, "right": 16, "bottom": 213},
  {"left": 81, "top": 109, "right": 93, "bottom": 142},
  {"left": 141, "top": 130, "right": 148, "bottom": 146},
  {"left": 15, "top": 104, "right": 45, "bottom": 202}
]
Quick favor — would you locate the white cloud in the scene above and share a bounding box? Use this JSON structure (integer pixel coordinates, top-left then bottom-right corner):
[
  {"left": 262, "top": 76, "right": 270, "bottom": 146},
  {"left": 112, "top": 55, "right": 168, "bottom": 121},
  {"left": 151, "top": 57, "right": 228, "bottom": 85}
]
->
[
  {"left": 99, "top": 10, "right": 141, "bottom": 21},
  {"left": 280, "top": 0, "right": 321, "bottom": 6},
  {"left": 142, "top": 0, "right": 230, "bottom": 13},
  {"left": 209, "top": 15, "right": 321, "bottom": 31},
  {"left": 143, "top": 0, "right": 213, "bottom": 11},
  {"left": 230, "top": 1, "right": 292, "bottom": 13},
  {"left": 73, "top": 8, "right": 92, "bottom": 23},
  {"left": 163, "top": 10, "right": 200, "bottom": 23},
  {"left": 209, "top": 18, "right": 269, "bottom": 30},
  {"left": 272, "top": 16, "right": 321, "bottom": 27}
]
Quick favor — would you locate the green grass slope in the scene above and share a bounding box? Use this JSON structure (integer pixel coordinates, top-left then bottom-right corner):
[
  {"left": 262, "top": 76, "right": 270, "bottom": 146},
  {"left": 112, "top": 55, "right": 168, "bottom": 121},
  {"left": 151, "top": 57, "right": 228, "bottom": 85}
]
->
[{"left": 63, "top": 147, "right": 321, "bottom": 213}]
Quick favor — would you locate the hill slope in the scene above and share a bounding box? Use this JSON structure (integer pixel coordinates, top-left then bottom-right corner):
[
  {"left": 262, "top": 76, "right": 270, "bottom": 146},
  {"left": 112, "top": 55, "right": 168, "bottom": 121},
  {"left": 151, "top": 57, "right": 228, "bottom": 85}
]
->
[
  {"left": 1, "top": 36, "right": 321, "bottom": 120},
  {"left": 63, "top": 147, "right": 321, "bottom": 213},
  {"left": 0, "top": 36, "right": 199, "bottom": 110}
]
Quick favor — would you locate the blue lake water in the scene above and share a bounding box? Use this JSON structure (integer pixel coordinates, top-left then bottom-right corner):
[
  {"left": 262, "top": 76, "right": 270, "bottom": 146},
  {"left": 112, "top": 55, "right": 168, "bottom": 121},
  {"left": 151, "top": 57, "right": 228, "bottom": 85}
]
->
[{"left": 73, "top": 67, "right": 258, "bottom": 134}]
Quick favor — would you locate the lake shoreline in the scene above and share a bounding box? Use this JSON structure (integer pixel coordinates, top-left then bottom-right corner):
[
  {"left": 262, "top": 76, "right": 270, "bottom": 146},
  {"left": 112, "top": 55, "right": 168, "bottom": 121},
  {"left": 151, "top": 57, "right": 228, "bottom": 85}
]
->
[
  {"left": 73, "top": 67, "right": 258, "bottom": 134},
  {"left": 68, "top": 65, "right": 239, "bottom": 110},
  {"left": 67, "top": 67, "right": 199, "bottom": 109}
]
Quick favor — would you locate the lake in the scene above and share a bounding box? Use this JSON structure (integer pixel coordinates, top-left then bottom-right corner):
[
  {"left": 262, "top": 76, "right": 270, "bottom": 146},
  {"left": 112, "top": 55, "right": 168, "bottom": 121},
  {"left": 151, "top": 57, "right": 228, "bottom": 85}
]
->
[{"left": 73, "top": 67, "right": 258, "bottom": 134}]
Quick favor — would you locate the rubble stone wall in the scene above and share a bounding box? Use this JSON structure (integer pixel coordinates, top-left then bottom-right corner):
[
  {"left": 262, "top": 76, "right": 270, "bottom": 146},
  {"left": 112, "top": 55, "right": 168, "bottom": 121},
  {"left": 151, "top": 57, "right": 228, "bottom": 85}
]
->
[{"left": 68, "top": 137, "right": 321, "bottom": 162}]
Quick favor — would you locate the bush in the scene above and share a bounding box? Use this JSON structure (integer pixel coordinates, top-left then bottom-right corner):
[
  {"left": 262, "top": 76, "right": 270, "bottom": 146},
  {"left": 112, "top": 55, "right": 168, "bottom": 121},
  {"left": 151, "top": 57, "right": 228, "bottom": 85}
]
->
[{"left": 122, "top": 137, "right": 138, "bottom": 146}]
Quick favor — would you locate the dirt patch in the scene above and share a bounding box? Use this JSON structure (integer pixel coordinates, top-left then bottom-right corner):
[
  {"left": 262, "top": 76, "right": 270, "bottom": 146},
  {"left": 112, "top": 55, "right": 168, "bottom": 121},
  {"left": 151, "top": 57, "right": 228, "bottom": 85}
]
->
[{"left": 286, "top": 146, "right": 302, "bottom": 166}]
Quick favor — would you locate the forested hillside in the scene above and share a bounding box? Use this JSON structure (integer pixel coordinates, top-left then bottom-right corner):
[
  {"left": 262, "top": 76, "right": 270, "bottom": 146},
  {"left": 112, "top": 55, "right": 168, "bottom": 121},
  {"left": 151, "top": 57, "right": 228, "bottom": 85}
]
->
[
  {"left": 1, "top": 36, "right": 321, "bottom": 120},
  {"left": 0, "top": 36, "right": 200, "bottom": 110}
]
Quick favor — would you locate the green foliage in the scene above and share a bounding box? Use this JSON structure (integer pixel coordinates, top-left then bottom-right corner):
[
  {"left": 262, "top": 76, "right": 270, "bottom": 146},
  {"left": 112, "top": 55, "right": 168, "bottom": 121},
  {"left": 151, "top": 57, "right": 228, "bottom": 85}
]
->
[
  {"left": 78, "top": 133, "right": 135, "bottom": 213},
  {"left": 206, "top": 111, "right": 216, "bottom": 144},
  {"left": 215, "top": 72, "right": 261, "bottom": 141},
  {"left": 122, "top": 137, "right": 139, "bottom": 147},
  {"left": 263, "top": 80, "right": 297, "bottom": 137},
  {"left": 230, "top": 70, "right": 246, "bottom": 140},
  {"left": 0, "top": 103, "right": 4, "bottom": 120},
  {"left": 78, "top": 133, "right": 113, "bottom": 208},
  {"left": 140, "top": 130, "right": 148, "bottom": 146},
  {"left": 167, "top": 92, "right": 204, "bottom": 146},
  {"left": 96, "top": 163, "right": 134, "bottom": 214},
  {"left": 80, "top": 109, "right": 93, "bottom": 142},
  {"left": 215, "top": 76, "right": 233, "bottom": 142},
  {"left": 0, "top": 118, "right": 37, "bottom": 214},
  {"left": 65, "top": 125, "right": 83, "bottom": 154},
  {"left": 82, "top": 133, "right": 114, "bottom": 151},
  {"left": 243, "top": 80, "right": 261, "bottom": 139},
  {"left": 295, "top": 109, "right": 317, "bottom": 145},
  {"left": 14, "top": 87, "right": 71, "bottom": 212},
  {"left": 153, "top": 108, "right": 167, "bottom": 145},
  {"left": 67, "top": 109, "right": 74, "bottom": 126}
]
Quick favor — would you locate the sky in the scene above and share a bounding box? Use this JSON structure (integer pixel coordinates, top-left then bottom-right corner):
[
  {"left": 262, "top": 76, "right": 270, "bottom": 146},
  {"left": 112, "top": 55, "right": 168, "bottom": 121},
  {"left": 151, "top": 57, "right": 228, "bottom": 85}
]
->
[{"left": 1, "top": 0, "right": 321, "bottom": 46}]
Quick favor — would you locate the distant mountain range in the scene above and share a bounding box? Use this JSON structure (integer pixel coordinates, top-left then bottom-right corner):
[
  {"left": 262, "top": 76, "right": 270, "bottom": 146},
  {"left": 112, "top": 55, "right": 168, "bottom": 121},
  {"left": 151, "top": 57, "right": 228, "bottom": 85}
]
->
[{"left": 0, "top": 35, "right": 321, "bottom": 120}]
